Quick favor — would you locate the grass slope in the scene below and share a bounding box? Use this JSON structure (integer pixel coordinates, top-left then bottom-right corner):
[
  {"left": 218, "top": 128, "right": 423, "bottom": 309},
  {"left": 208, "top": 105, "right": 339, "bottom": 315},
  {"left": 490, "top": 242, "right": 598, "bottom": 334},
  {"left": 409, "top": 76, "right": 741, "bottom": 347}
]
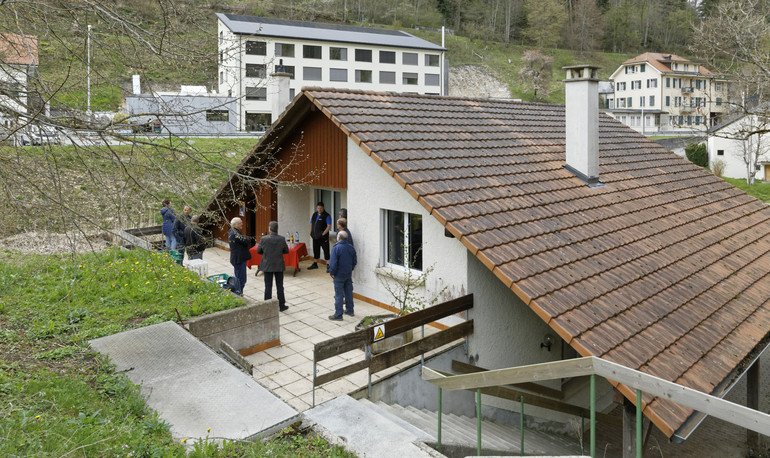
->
[{"left": 0, "top": 248, "right": 354, "bottom": 456}]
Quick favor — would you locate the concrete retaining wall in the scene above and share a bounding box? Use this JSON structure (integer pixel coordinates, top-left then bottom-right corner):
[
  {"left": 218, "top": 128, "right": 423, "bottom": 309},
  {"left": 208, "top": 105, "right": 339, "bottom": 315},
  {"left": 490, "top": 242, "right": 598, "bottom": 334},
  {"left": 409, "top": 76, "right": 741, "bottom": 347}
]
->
[{"left": 186, "top": 299, "right": 280, "bottom": 355}]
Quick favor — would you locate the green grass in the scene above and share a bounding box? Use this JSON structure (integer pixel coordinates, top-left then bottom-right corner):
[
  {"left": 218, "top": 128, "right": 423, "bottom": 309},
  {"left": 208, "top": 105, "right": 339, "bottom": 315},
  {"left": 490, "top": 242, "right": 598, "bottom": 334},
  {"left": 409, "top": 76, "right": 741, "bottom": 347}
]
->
[
  {"left": 0, "top": 248, "right": 355, "bottom": 456},
  {"left": 723, "top": 177, "right": 770, "bottom": 203}
]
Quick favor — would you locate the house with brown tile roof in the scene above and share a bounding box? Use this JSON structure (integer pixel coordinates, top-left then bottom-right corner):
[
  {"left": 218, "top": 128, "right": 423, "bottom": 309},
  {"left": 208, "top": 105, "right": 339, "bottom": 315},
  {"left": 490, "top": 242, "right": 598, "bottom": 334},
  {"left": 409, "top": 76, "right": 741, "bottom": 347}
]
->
[
  {"left": 606, "top": 52, "right": 729, "bottom": 135},
  {"left": 203, "top": 67, "right": 770, "bottom": 446}
]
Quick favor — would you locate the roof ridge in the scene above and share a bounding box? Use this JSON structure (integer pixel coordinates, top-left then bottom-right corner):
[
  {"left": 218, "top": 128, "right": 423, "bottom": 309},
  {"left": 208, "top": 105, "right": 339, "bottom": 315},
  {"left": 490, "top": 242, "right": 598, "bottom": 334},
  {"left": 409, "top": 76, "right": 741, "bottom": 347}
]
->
[{"left": 304, "top": 87, "right": 563, "bottom": 107}]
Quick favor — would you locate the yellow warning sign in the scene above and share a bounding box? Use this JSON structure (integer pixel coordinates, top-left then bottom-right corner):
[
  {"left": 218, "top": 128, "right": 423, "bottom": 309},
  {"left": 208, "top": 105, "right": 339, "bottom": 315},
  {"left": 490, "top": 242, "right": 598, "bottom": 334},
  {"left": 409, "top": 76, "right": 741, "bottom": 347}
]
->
[{"left": 373, "top": 324, "right": 386, "bottom": 342}]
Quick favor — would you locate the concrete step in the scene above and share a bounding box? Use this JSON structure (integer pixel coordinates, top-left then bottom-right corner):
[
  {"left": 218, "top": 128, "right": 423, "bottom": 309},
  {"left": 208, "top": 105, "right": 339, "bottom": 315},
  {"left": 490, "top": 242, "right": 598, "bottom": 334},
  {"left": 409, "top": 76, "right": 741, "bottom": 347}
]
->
[
  {"left": 358, "top": 398, "right": 435, "bottom": 441},
  {"left": 303, "top": 395, "right": 443, "bottom": 458}
]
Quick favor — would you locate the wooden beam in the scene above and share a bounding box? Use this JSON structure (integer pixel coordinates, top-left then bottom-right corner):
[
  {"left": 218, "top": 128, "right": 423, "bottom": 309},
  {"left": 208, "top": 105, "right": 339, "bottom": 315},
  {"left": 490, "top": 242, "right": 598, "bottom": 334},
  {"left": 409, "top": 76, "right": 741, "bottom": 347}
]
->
[
  {"left": 370, "top": 320, "right": 473, "bottom": 373},
  {"left": 313, "top": 328, "right": 369, "bottom": 362},
  {"left": 452, "top": 360, "right": 565, "bottom": 399},
  {"left": 314, "top": 359, "right": 370, "bottom": 386},
  {"left": 622, "top": 399, "right": 637, "bottom": 458},
  {"left": 379, "top": 294, "right": 473, "bottom": 340}
]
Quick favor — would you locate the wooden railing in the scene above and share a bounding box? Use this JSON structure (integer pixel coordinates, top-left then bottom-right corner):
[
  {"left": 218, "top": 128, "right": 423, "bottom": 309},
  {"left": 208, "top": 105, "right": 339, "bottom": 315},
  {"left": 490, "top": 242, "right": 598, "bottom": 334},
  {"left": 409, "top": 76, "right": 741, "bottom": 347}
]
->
[
  {"left": 423, "top": 356, "right": 770, "bottom": 457},
  {"left": 312, "top": 294, "right": 474, "bottom": 406}
]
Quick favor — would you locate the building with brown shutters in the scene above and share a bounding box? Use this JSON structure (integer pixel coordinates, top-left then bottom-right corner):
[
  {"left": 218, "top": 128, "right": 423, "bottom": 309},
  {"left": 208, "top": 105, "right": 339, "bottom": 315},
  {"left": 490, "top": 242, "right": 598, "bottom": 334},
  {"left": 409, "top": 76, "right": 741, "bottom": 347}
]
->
[{"left": 203, "top": 79, "right": 770, "bottom": 446}]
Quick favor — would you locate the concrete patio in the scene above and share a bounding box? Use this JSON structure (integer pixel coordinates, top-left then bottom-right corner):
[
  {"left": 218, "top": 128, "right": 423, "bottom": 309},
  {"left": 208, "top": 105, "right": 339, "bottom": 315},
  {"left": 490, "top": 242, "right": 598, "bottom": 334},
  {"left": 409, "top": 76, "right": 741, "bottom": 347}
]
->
[{"left": 201, "top": 247, "right": 453, "bottom": 412}]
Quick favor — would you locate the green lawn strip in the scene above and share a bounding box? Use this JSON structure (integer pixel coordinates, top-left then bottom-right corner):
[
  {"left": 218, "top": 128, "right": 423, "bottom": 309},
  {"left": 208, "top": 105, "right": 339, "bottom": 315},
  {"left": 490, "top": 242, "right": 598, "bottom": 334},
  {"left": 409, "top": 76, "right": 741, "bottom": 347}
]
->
[
  {"left": 723, "top": 177, "right": 770, "bottom": 203},
  {"left": 0, "top": 249, "right": 353, "bottom": 456}
]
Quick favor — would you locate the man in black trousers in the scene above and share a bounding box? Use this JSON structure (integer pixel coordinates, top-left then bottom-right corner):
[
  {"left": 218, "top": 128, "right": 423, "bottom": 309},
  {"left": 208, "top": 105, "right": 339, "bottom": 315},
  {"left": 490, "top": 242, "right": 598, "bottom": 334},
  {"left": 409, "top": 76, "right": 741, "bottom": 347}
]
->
[
  {"left": 257, "top": 221, "right": 290, "bottom": 312},
  {"left": 228, "top": 217, "right": 255, "bottom": 296}
]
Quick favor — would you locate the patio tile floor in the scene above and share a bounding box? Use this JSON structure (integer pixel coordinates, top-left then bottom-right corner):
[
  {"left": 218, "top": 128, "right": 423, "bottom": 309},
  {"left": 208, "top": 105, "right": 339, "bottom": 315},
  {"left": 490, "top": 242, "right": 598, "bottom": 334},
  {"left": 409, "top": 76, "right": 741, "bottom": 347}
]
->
[{"left": 198, "top": 247, "right": 458, "bottom": 411}]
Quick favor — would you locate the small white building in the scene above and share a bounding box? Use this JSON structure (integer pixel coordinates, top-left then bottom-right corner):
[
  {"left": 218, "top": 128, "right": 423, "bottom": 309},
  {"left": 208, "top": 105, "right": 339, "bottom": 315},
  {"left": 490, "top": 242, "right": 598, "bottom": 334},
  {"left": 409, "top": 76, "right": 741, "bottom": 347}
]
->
[
  {"left": 707, "top": 113, "right": 770, "bottom": 182},
  {"left": 606, "top": 52, "right": 729, "bottom": 134},
  {"left": 0, "top": 33, "right": 38, "bottom": 129},
  {"left": 216, "top": 14, "right": 446, "bottom": 131}
]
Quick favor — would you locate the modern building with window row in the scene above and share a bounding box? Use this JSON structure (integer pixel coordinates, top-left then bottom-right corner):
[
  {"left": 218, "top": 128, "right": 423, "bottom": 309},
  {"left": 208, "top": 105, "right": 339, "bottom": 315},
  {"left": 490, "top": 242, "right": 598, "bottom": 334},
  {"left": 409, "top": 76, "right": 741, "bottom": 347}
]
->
[
  {"left": 216, "top": 14, "right": 447, "bottom": 131},
  {"left": 604, "top": 53, "right": 729, "bottom": 134}
]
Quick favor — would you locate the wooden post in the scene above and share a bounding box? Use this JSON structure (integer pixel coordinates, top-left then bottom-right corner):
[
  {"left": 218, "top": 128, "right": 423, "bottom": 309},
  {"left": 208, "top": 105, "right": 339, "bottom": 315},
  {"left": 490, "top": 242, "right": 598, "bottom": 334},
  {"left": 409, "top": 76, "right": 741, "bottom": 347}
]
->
[
  {"left": 622, "top": 398, "right": 637, "bottom": 458},
  {"left": 747, "top": 360, "right": 760, "bottom": 451}
]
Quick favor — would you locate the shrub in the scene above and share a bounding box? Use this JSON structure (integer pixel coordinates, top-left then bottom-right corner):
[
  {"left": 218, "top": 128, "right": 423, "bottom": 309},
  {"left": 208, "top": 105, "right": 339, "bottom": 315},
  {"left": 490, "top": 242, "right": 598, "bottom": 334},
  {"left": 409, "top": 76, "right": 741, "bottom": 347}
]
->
[
  {"left": 685, "top": 142, "right": 709, "bottom": 167},
  {"left": 712, "top": 159, "right": 727, "bottom": 177}
]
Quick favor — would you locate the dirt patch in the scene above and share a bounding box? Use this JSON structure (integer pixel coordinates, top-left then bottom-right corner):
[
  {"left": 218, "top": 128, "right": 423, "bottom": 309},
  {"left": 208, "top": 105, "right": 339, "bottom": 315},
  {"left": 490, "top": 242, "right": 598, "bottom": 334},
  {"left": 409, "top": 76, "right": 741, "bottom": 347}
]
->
[
  {"left": 449, "top": 64, "right": 511, "bottom": 99},
  {"left": 0, "top": 231, "right": 113, "bottom": 255}
]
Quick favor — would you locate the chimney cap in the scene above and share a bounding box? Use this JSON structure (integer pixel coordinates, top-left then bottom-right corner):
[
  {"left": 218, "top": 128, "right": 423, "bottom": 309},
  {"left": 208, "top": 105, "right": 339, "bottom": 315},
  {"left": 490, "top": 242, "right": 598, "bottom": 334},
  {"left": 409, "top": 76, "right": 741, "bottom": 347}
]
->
[{"left": 562, "top": 65, "right": 600, "bottom": 82}]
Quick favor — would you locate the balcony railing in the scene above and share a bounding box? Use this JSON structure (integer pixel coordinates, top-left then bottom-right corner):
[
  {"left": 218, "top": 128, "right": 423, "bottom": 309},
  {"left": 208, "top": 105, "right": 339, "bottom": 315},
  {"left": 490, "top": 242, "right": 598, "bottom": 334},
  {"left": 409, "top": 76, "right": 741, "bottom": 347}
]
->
[{"left": 681, "top": 87, "right": 694, "bottom": 93}]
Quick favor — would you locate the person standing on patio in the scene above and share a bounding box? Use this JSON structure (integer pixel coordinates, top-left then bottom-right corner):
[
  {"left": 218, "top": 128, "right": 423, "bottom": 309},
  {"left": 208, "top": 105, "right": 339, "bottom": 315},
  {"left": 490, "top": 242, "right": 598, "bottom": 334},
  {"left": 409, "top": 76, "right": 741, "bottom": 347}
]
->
[
  {"left": 184, "top": 216, "right": 207, "bottom": 260},
  {"left": 328, "top": 231, "right": 356, "bottom": 321},
  {"left": 228, "top": 217, "right": 255, "bottom": 296},
  {"left": 257, "top": 221, "right": 290, "bottom": 312},
  {"left": 336, "top": 217, "right": 353, "bottom": 247},
  {"left": 308, "top": 202, "right": 331, "bottom": 270},
  {"left": 160, "top": 199, "right": 176, "bottom": 250},
  {"left": 174, "top": 205, "right": 192, "bottom": 257}
]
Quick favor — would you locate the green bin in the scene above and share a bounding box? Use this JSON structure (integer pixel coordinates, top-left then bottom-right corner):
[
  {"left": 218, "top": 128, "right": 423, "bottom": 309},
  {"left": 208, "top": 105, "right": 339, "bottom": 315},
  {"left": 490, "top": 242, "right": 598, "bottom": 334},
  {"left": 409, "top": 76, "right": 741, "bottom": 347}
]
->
[
  {"left": 206, "top": 273, "right": 229, "bottom": 286},
  {"left": 167, "top": 250, "right": 184, "bottom": 266}
]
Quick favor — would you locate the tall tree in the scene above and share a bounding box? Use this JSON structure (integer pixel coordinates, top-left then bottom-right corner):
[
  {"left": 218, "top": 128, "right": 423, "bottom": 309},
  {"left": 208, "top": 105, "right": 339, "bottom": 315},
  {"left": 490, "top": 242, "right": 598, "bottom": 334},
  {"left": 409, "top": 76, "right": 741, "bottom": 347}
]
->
[
  {"left": 519, "top": 49, "right": 553, "bottom": 101},
  {"left": 570, "top": 0, "right": 603, "bottom": 55},
  {"left": 522, "top": 0, "right": 567, "bottom": 48}
]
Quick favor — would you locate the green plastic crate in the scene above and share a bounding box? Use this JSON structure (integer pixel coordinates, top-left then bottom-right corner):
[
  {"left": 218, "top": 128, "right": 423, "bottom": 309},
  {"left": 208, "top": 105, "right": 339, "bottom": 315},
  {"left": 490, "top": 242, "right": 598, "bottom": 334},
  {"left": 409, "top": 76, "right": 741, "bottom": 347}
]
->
[
  {"left": 167, "top": 250, "right": 184, "bottom": 265},
  {"left": 206, "top": 273, "right": 229, "bottom": 285}
]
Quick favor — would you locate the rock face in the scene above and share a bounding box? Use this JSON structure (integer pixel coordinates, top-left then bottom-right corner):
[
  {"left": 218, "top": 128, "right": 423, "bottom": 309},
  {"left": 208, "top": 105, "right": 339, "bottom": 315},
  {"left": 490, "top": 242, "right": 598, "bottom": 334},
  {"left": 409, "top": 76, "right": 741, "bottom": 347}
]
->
[{"left": 449, "top": 64, "right": 510, "bottom": 99}]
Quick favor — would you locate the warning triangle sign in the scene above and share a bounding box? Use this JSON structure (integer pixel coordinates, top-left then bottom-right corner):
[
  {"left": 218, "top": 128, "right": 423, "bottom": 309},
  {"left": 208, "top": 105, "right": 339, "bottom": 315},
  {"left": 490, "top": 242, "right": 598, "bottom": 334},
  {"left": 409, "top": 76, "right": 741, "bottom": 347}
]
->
[{"left": 375, "top": 327, "right": 384, "bottom": 340}]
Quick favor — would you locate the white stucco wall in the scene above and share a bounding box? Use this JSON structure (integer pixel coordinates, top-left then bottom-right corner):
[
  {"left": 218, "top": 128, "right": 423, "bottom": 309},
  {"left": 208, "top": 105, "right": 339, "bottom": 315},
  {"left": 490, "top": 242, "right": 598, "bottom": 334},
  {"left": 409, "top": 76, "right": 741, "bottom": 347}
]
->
[
  {"left": 277, "top": 184, "right": 347, "bottom": 245},
  {"left": 346, "top": 137, "right": 467, "bottom": 307}
]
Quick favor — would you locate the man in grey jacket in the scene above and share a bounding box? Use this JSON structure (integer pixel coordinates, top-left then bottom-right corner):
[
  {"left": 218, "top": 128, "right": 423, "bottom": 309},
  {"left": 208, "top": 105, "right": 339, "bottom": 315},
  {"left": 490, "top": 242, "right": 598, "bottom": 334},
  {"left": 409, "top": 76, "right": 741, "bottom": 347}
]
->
[{"left": 257, "top": 221, "right": 290, "bottom": 312}]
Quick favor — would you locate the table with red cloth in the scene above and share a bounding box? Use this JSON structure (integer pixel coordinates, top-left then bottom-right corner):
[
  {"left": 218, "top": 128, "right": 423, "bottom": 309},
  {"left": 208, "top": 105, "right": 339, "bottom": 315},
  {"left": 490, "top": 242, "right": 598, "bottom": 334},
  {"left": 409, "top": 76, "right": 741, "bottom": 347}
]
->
[{"left": 247, "top": 242, "right": 308, "bottom": 276}]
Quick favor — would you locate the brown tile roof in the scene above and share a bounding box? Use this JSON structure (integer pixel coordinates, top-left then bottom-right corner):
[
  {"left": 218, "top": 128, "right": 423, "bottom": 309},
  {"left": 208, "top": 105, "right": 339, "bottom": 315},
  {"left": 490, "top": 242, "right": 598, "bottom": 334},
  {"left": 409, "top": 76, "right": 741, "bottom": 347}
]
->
[
  {"left": 0, "top": 33, "right": 38, "bottom": 66},
  {"left": 236, "top": 88, "right": 770, "bottom": 438},
  {"left": 622, "top": 52, "right": 713, "bottom": 76}
]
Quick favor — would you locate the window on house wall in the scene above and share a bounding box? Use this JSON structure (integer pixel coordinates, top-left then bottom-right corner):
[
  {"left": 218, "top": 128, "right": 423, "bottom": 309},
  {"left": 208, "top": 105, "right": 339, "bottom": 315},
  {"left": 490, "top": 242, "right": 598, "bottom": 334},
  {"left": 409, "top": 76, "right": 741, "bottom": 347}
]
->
[
  {"left": 355, "top": 49, "right": 372, "bottom": 62},
  {"left": 403, "top": 72, "right": 418, "bottom": 85},
  {"left": 275, "top": 65, "right": 295, "bottom": 79},
  {"left": 330, "top": 47, "right": 347, "bottom": 61},
  {"left": 275, "top": 43, "right": 295, "bottom": 57},
  {"left": 649, "top": 95, "right": 655, "bottom": 106},
  {"left": 716, "top": 97, "right": 722, "bottom": 106},
  {"left": 717, "top": 150, "right": 724, "bottom": 156},
  {"left": 206, "top": 110, "right": 229, "bottom": 122},
  {"left": 403, "top": 52, "right": 418, "bottom": 65},
  {"left": 290, "top": 88, "right": 295, "bottom": 99},
  {"left": 304, "top": 67, "right": 322, "bottom": 81},
  {"left": 245, "top": 40, "right": 267, "bottom": 55},
  {"left": 355, "top": 69, "right": 372, "bottom": 83},
  {"left": 627, "top": 97, "right": 632, "bottom": 107},
  {"left": 380, "top": 71, "right": 396, "bottom": 84},
  {"left": 245, "top": 64, "right": 266, "bottom": 78},
  {"left": 330, "top": 68, "right": 347, "bottom": 82},
  {"left": 666, "top": 96, "right": 670, "bottom": 106},
  {"left": 219, "top": 51, "right": 223, "bottom": 63},
  {"left": 219, "top": 31, "right": 223, "bottom": 44},
  {"left": 245, "top": 86, "right": 267, "bottom": 100},
  {"left": 716, "top": 82, "right": 723, "bottom": 91},
  {"left": 426, "top": 54, "right": 440, "bottom": 66},
  {"left": 640, "top": 64, "right": 646, "bottom": 72},
  {"left": 383, "top": 209, "right": 423, "bottom": 271},
  {"left": 640, "top": 96, "right": 645, "bottom": 107},
  {"left": 425, "top": 74, "right": 440, "bottom": 86},
  {"left": 666, "top": 78, "right": 670, "bottom": 88},
  {"left": 304, "top": 45, "right": 322, "bottom": 59},
  {"left": 379, "top": 50, "right": 396, "bottom": 64}
]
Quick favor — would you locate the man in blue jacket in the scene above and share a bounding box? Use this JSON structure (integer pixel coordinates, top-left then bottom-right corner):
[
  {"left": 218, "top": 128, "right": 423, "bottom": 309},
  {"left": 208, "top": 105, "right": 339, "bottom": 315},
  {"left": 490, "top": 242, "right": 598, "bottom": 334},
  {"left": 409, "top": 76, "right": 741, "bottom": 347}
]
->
[
  {"left": 228, "top": 217, "right": 255, "bottom": 296},
  {"left": 328, "top": 231, "right": 356, "bottom": 320}
]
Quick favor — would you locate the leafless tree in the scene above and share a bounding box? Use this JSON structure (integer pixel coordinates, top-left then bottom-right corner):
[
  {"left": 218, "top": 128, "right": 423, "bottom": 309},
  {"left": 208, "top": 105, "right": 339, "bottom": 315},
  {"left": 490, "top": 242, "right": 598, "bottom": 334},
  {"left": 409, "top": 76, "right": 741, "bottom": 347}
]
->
[{"left": 519, "top": 49, "right": 553, "bottom": 101}]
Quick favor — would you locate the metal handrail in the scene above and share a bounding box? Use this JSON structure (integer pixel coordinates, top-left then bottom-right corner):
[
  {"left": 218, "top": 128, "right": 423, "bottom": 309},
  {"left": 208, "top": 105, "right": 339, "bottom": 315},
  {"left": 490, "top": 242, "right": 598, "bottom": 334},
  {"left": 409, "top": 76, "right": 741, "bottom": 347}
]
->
[{"left": 423, "top": 356, "right": 770, "bottom": 458}]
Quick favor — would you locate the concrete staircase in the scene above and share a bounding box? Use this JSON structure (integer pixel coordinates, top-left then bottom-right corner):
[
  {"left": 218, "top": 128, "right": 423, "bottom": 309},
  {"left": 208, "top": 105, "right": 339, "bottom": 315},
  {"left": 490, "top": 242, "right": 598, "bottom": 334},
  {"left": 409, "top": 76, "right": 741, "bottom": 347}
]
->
[{"left": 363, "top": 399, "right": 585, "bottom": 457}]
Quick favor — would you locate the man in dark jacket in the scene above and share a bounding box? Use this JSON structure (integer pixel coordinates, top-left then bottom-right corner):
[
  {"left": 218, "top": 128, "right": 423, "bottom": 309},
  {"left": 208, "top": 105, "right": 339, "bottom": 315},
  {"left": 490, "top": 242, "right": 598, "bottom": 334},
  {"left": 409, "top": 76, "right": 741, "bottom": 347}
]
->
[
  {"left": 174, "top": 205, "right": 192, "bottom": 257},
  {"left": 257, "top": 221, "right": 290, "bottom": 312},
  {"left": 308, "top": 202, "right": 331, "bottom": 270},
  {"left": 228, "top": 217, "right": 255, "bottom": 296},
  {"left": 184, "top": 216, "right": 207, "bottom": 260},
  {"left": 328, "top": 231, "right": 356, "bottom": 320}
]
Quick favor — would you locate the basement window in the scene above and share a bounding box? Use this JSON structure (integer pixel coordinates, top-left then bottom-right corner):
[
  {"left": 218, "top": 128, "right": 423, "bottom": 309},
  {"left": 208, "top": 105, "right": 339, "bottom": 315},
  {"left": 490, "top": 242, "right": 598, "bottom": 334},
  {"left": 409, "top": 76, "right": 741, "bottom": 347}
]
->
[
  {"left": 206, "top": 110, "right": 229, "bottom": 122},
  {"left": 382, "top": 209, "right": 423, "bottom": 271}
]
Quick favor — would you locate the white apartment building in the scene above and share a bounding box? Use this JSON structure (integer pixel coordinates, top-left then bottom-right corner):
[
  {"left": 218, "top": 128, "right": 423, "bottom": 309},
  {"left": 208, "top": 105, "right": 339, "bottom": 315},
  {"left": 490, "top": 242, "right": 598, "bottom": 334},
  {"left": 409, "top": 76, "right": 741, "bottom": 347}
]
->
[
  {"left": 216, "top": 14, "right": 446, "bottom": 131},
  {"left": 605, "top": 53, "right": 729, "bottom": 134}
]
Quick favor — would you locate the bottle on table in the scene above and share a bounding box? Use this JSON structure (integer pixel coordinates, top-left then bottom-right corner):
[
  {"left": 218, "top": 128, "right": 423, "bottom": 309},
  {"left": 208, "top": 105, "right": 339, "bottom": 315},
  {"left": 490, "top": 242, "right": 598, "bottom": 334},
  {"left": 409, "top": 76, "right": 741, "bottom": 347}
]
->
[{"left": 295, "top": 231, "right": 299, "bottom": 243}]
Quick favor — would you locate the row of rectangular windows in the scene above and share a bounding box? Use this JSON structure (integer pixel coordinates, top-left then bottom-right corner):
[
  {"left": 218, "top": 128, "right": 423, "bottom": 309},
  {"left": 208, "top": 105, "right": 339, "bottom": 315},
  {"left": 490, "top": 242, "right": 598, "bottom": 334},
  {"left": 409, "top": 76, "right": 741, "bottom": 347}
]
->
[
  {"left": 241, "top": 40, "right": 440, "bottom": 66},
  {"left": 613, "top": 95, "right": 722, "bottom": 109},
  {"left": 242, "top": 64, "right": 439, "bottom": 87}
]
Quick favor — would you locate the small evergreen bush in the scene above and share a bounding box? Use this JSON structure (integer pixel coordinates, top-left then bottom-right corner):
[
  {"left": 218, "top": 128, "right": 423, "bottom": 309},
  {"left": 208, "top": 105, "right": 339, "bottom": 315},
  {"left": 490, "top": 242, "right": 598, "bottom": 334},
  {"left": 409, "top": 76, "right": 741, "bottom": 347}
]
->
[{"left": 685, "top": 142, "right": 709, "bottom": 167}]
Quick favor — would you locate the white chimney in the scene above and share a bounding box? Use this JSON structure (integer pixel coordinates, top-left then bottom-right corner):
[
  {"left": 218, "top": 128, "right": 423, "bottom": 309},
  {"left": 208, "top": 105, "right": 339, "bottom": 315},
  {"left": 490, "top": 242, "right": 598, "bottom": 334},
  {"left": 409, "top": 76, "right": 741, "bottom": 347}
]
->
[
  {"left": 270, "top": 60, "right": 292, "bottom": 125},
  {"left": 563, "top": 65, "right": 602, "bottom": 186},
  {"left": 132, "top": 74, "right": 141, "bottom": 95}
]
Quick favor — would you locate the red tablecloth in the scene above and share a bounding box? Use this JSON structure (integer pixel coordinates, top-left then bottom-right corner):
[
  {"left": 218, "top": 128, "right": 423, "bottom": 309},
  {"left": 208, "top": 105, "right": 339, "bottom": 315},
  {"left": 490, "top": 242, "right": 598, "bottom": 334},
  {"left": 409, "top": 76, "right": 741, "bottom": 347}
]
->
[{"left": 247, "top": 242, "right": 308, "bottom": 273}]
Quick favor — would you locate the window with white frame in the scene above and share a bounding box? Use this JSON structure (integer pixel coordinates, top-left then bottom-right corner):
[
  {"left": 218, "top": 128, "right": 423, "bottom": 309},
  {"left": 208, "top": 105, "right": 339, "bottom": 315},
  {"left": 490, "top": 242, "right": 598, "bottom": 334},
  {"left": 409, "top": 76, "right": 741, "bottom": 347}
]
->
[
  {"left": 330, "top": 47, "right": 347, "bottom": 61},
  {"left": 383, "top": 209, "right": 423, "bottom": 270},
  {"left": 275, "top": 43, "right": 295, "bottom": 57},
  {"left": 315, "top": 189, "right": 342, "bottom": 226}
]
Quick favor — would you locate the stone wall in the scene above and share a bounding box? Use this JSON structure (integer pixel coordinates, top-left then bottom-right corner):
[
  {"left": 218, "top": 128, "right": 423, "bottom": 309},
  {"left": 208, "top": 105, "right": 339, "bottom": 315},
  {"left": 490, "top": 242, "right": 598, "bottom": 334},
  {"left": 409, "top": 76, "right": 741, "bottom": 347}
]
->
[{"left": 186, "top": 299, "right": 280, "bottom": 356}]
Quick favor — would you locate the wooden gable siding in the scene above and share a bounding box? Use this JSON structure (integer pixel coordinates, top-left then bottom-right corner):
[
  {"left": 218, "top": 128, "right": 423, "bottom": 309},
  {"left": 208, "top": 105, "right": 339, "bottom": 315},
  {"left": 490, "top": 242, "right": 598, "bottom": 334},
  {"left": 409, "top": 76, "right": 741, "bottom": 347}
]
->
[{"left": 212, "top": 110, "right": 346, "bottom": 241}]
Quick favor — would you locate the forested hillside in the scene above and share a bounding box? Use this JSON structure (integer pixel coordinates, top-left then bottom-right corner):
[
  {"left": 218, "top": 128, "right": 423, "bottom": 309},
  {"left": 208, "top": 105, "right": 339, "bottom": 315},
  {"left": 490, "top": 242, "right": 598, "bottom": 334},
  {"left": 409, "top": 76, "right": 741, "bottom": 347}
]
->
[{"left": 26, "top": 0, "right": 712, "bottom": 110}]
